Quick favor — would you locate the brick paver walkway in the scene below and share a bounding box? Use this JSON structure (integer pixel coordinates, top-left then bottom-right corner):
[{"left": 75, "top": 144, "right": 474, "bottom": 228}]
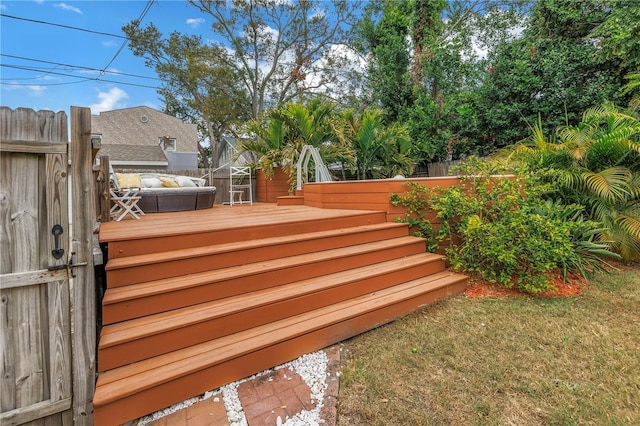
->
[
  {"left": 238, "top": 368, "right": 315, "bottom": 424},
  {"left": 144, "top": 345, "right": 341, "bottom": 426}
]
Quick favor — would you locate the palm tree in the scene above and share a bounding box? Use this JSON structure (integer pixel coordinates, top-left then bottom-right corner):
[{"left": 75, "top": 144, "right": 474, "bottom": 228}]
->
[
  {"left": 500, "top": 103, "right": 640, "bottom": 261},
  {"left": 333, "top": 108, "right": 413, "bottom": 180},
  {"left": 238, "top": 99, "right": 352, "bottom": 191}
]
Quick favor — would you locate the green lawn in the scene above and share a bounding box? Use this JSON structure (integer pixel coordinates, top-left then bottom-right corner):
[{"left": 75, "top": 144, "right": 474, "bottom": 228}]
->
[{"left": 337, "top": 265, "right": 640, "bottom": 425}]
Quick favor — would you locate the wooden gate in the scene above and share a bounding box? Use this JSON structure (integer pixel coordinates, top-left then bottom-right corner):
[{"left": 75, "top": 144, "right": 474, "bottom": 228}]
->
[{"left": 0, "top": 107, "right": 96, "bottom": 425}]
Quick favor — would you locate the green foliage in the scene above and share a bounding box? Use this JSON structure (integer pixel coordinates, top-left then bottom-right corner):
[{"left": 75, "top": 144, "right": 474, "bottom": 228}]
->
[
  {"left": 333, "top": 107, "right": 413, "bottom": 180},
  {"left": 239, "top": 99, "right": 350, "bottom": 192},
  {"left": 390, "top": 181, "right": 437, "bottom": 252},
  {"left": 590, "top": 0, "right": 640, "bottom": 75},
  {"left": 499, "top": 102, "right": 640, "bottom": 261},
  {"left": 478, "top": 0, "right": 632, "bottom": 148},
  {"left": 355, "top": 0, "right": 526, "bottom": 162},
  {"left": 391, "top": 160, "right": 619, "bottom": 293}
]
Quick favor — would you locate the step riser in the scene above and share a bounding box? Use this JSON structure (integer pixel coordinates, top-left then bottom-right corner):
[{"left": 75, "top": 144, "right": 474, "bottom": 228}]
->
[
  {"left": 94, "top": 277, "right": 467, "bottom": 425},
  {"left": 106, "top": 225, "right": 409, "bottom": 288},
  {"left": 98, "top": 258, "right": 446, "bottom": 371},
  {"left": 107, "top": 212, "right": 387, "bottom": 259},
  {"left": 102, "top": 240, "right": 426, "bottom": 324}
]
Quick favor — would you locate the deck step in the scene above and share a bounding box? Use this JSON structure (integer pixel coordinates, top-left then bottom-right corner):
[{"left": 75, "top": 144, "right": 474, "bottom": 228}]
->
[
  {"left": 93, "top": 271, "right": 468, "bottom": 425},
  {"left": 104, "top": 209, "right": 387, "bottom": 259},
  {"left": 105, "top": 222, "right": 410, "bottom": 287},
  {"left": 98, "top": 253, "right": 445, "bottom": 371},
  {"left": 101, "top": 235, "right": 426, "bottom": 324}
]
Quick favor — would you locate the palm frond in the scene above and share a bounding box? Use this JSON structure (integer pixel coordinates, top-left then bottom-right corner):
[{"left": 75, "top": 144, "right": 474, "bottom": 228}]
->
[{"left": 580, "top": 167, "right": 632, "bottom": 202}]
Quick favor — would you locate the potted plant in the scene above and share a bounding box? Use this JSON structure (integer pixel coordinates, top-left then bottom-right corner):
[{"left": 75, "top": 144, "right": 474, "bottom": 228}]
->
[{"left": 238, "top": 100, "right": 352, "bottom": 200}]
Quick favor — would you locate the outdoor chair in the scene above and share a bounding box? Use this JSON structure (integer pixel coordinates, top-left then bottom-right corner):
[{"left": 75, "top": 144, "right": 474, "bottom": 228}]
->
[
  {"left": 229, "top": 166, "right": 253, "bottom": 205},
  {"left": 110, "top": 170, "right": 145, "bottom": 221}
]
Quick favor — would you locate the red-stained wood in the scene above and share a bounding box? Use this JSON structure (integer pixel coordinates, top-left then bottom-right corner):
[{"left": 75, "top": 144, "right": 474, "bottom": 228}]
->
[
  {"left": 98, "top": 253, "right": 445, "bottom": 370},
  {"left": 255, "top": 167, "right": 290, "bottom": 202},
  {"left": 100, "top": 204, "right": 387, "bottom": 259},
  {"left": 94, "top": 272, "right": 467, "bottom": 425},
  {"left": 101, "top": 236, "right": 426, "bottom": 323},
  {"left": 95, "top": 197, "right": 468, "bottom": 425},
  {"left": 106, "top": 222, "right": 408, "bottom": 287}
]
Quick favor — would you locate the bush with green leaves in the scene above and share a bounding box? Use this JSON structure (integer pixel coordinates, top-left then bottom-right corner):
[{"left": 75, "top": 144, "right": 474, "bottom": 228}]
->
[{"left": 391, "top": 161, "right": 619, "bottom": 294}]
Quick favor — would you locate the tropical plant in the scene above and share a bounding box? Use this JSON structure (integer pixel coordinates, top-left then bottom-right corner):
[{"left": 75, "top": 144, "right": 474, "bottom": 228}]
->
[
  {"left": 332, "top": 107, "right": 413, "bottom": 179},
  {"left": 497, "top": 102, "right": 640, "bottom": 261},
  {"left": 238, "top": 100, "right": 352, "bottom": 192}
]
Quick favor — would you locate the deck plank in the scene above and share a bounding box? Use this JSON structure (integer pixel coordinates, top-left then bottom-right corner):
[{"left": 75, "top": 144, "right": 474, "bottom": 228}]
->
[{"left": 99, "top": 204, "right": 384, "bottom": 243}]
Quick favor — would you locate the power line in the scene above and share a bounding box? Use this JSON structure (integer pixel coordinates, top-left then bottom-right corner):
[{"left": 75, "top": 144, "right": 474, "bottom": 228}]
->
[
  {"left": 100, "top": 0, "right": 155, "bottom": 72},
  {"left": 1, "top": 2, "right": 158, "bottom": 90},
  {"left": 0, "top": 13, "right": 126, "bottom": 39},
  {"left": 0, "top": 64, "right": 159, "bottom": 89},
  {"left": 0, "top": 54, "right": 159, "bottom": 81}
]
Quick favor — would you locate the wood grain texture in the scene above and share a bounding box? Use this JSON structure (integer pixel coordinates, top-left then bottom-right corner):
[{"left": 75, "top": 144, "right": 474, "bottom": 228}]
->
[
  {"left": 0, "top": 107, "right": 73, "bottom": 423},
  {"left": 70, "top": 107, "right": 96, "bottom": 426}
]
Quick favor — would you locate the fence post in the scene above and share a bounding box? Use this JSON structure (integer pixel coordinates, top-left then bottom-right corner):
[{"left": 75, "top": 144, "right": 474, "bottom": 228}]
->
[
  {"left": 96, "top": 156, "right": 111, "bottom": 222},
  {"left": 70, "top": 106, "right": 96, "bottom": 425}
]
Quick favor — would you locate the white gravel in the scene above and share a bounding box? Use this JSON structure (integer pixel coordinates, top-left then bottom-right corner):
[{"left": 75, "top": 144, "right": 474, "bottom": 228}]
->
[{"left": 134, "top": 350, "right": 329, "bottom": 426}]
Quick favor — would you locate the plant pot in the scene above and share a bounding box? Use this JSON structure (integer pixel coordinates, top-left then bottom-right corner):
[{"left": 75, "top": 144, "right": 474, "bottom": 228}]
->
[{"left": 255, "top": 167, "right": 291, "bottom": 203}]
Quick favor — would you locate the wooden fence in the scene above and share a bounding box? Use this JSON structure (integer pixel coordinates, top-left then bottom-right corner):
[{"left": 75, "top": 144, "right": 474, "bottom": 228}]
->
[{"left": 0, "top": 106, "right": 96, "bottom": 425}]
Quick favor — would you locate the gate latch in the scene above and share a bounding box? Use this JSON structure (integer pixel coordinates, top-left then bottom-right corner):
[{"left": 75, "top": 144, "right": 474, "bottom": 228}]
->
[{"left": 48, "top": 251, "right": 88, "bottom": 277}]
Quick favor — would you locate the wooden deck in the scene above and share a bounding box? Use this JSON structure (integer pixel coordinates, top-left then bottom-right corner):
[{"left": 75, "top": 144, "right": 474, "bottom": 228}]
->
[{"left": 95, "top": 202, "right": 467, "bottom": 425}]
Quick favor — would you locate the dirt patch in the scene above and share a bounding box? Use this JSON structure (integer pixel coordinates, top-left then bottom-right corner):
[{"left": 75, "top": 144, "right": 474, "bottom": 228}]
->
[{"left": 464, "top": 271, "right": 589, "bottom": 299}]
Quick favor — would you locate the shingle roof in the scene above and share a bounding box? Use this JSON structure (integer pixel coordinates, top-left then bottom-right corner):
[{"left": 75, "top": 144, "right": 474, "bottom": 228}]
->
[{"left": 97, "top": 144, "right": 168, "bottom": 163}]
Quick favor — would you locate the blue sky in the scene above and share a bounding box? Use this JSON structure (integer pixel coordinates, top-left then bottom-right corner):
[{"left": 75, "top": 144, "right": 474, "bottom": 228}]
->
[{"left": 1, "top": 0, "right": 212, "bottom": 115}]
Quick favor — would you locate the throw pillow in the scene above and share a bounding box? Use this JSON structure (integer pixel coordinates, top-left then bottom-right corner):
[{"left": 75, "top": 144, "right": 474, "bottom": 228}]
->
[
  {"left": 141, "top": 178, "right": 163, "bottom": 188},
  {"left": 159, "top": 177, "right": 179, "bottom": 188},
  {"left": 175, "top": 176, "right": 197, "bottom": 187},
  {"left": 116, "top": 173, "right": 142, "bottom": 189}
]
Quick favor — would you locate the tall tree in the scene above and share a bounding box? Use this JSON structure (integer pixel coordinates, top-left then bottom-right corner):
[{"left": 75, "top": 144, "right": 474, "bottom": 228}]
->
[
  {"left": 478, "top": 0, "right": 630, "bottom": 149},
  {"left": 186, "top": 0, "right": 362, "bottom": 120},
  {"left": 123, "top": 26, "right": 249, "bottom": 169},
  {"left": 357, "top": 0, "right": 414, "bottom": 123},
  {"left": 356, "top": 0, "right": 526, "bottom": 163}
]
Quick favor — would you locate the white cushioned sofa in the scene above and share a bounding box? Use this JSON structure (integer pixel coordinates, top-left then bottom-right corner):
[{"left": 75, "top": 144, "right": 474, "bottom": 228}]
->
[{"left": 114, "top": 173, "right": 216, "bottom": 213}]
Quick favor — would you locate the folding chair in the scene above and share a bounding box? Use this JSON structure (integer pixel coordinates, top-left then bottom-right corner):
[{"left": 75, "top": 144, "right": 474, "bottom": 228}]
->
[{"left": 110, "top": 169, "right": 145, "bottom": 221}]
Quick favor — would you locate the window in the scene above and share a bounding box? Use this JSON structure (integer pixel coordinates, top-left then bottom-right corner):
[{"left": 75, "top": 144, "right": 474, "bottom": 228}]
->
[{"left": 160, "top": 137, "right": 176, "bottom": 152}]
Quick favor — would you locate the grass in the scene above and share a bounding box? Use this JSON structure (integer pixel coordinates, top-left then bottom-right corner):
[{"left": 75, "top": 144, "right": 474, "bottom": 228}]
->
[{"left": 337, "top": 264, "right": 640, "bottom": 425}]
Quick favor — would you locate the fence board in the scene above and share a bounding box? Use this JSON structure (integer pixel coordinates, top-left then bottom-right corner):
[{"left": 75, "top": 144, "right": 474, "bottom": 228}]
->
[
  {"left": 0, "top": 270, "right": 68, "bottom": 290},
  {"left": 70, "top": 106, "right": 96, "bottom": 426},
  {"left": 45, "top": 152, "right": 72, "bottom": 408},
  {"left": 0, "top": 107, "right": 73, "bottom": 425}
]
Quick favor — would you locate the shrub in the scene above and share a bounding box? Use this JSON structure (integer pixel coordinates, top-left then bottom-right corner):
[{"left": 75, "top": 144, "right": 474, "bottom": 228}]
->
[{"left": 391, "top": 160, "right": 619, "bottom": 293}]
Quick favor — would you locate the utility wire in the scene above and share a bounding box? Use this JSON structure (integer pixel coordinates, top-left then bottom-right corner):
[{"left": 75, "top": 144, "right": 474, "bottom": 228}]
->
[
  {"left": 100, "top": 0, "right": 154, "bottom": 73},
  {"left": 0, "top": 13, "right": 126, "bottom": 39},
  {"left": 0, "top": 54, "right": 159, "bottom": 81},
  {"left": 0, "top": 64, "right": 159, "bottom": 89},
  {"left": 1, "top": 1, "right": 157, "bottom": 89}
]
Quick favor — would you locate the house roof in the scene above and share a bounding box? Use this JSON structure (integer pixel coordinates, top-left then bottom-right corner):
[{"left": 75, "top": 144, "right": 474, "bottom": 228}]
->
[{"left": 97, "top": 144, "right": 168, "bottom": 166}]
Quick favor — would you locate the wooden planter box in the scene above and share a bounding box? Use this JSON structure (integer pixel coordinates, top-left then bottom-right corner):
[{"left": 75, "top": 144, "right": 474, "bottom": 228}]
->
[{"left": 255, "top": 167, "right": 291, "bottom": 203}]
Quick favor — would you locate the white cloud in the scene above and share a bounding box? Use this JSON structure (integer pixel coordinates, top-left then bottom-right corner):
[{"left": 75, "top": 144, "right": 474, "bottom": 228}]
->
[
  {"left": 28, "top": 85, "right": 47, "bottom": 95},
  {"left": 0, "top": 4, "right": 7, "bottom": 11},
  {"left": 102, "top": 40, "right": 118, "bottom": 48},
  {"left": 55, "top": 3, "right": 83, "bottom": 14},
  {"left": 89, "top": 87, "right": 129, "bottom": 113},
  {"left": 1, "top": 82, "right": 47, "bottom": 96},
  {"left": 186, "top": 18, "right": 205, "bottom": 28}
]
